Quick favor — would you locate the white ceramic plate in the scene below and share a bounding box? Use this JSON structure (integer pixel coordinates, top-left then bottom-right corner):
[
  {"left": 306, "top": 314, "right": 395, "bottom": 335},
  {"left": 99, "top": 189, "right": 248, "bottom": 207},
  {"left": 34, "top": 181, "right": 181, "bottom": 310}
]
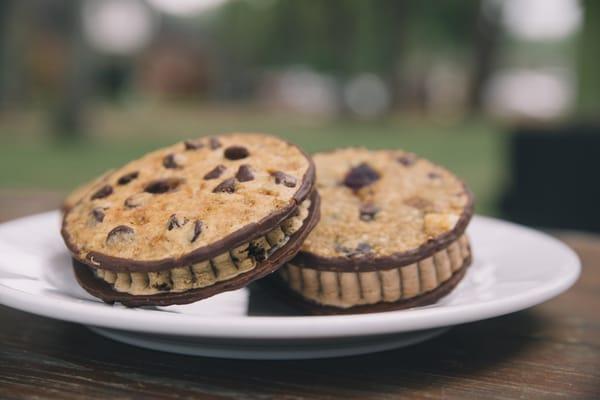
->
[{"left": 0, "top": 212, "right": 580, "bottom": 359}]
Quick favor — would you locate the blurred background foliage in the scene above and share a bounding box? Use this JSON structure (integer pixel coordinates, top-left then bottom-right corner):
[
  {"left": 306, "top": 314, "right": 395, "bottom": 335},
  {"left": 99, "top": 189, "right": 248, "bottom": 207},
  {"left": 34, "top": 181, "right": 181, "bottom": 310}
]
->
[{"left": 0, "top": 0, "right": 598, "bottom": 222}]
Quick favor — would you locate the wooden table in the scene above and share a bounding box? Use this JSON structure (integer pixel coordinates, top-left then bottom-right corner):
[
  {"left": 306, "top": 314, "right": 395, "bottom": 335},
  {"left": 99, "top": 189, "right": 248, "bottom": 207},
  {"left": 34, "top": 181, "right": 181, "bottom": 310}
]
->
[{"left": 1, "top": 193, "right": 598, "bottom": 399}]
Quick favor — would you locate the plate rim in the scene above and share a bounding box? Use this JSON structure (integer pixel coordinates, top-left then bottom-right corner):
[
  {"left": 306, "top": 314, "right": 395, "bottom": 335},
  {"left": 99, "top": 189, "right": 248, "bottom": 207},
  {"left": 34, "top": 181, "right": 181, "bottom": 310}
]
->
[{"left": 0, "top": 212, "right": 581, "bottom": 339}]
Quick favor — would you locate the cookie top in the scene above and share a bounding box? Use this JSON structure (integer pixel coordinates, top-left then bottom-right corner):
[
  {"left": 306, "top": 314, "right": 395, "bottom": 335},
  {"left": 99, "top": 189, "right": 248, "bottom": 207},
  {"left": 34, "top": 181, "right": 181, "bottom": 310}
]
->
[
  {"left": 293, "top": 148, "right": 473, "bottom": 270},
  {"left": 61, "top": 133, "right": 315, "bottom": 270},
  {"left": 62, "top": 170, "right": 114, "bottom": 212}
]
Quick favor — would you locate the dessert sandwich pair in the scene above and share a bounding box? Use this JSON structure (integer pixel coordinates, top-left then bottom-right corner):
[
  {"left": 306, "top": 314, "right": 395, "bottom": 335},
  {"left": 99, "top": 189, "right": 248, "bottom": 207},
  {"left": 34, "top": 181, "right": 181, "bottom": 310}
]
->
[{"left": 61, "top": 134, "right": 473, "bottom": 314}]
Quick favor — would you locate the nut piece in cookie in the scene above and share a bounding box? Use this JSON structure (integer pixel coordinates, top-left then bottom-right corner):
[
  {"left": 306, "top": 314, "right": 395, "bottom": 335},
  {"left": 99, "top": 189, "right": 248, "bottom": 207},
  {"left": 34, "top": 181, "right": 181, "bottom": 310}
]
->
[
  {"left": 276, "top": 148, "right": 474, "bottom": 315},
  {"left": 61, "top": 133, "right": 320, "bottom": 307}
]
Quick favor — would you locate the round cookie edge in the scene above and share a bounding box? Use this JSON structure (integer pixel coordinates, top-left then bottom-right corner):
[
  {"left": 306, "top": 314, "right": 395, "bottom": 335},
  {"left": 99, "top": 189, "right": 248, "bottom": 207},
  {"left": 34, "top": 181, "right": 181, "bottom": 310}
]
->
[
  {"left": 73, "top": 190, "right": 321, "bottom": 307},
  {"left": 61, "top": 135, "right": 316, "bottom": 272},
  {"left": 292, "top": 178, "right": 474, "bottom": 271}
]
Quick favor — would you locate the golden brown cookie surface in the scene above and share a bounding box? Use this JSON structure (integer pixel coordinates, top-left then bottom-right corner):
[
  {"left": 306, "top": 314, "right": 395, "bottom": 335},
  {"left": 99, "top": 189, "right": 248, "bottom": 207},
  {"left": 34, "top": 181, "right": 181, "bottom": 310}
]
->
[
  {"left": 61, "top": 133, "right": 315, "bottom": 271},
  {"left": 295, "top": 148, "right": 472, "bottom": 267}
]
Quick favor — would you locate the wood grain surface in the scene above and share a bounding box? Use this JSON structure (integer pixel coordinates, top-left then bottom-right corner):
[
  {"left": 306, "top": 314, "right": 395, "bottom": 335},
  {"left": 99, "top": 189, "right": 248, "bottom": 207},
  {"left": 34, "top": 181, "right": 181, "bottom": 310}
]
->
[{"left": 0, "top": 193, "right": 598, "bottom": 399}]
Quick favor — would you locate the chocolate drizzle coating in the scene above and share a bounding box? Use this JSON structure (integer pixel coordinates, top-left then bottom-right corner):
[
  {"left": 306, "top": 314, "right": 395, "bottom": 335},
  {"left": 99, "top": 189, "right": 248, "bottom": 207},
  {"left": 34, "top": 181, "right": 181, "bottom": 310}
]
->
[
  {"left": 61, "top": 142, "right": 317, "bottom": 273},
  {"left": 292, "top": 183, "right": 474, "bottom": 272},
  {"left": 72, "top": 191, "right": 321, "bottom": 307}
]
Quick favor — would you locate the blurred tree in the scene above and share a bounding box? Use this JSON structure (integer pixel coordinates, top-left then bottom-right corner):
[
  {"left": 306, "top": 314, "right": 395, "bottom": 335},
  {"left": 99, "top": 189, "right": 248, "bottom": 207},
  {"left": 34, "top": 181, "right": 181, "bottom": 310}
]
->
[
  {"left": 0, "top": 0, "right": 27, "bottom": 111},
  {"left": 578, "top": 0, "right": 600, "bottom": 114},
  {"left": 53, "top": 0, "right": 93, "bottom": 139},
  {"left": 209, "top": 0, "right": 483, "bottom": 113},
  {"left": 468, "top": 0, "right": 502, "bottom": 113}
]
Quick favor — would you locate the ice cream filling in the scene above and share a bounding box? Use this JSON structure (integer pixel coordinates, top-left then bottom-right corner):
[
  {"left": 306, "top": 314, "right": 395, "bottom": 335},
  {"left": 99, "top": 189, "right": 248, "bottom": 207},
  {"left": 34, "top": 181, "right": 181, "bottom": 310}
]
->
[
  {"left": 88, "top": 199, "right": 311, "bottom": 295},
  {"left": 279, "top": 235, "right": 470, "bottom": 309}
]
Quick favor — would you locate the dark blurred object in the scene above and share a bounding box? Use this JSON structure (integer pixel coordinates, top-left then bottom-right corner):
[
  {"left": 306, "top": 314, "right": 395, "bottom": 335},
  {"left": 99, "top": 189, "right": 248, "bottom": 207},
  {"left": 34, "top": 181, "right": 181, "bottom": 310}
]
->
[{"left": 502, "top": 123, "right": 600, "bottom": 232}]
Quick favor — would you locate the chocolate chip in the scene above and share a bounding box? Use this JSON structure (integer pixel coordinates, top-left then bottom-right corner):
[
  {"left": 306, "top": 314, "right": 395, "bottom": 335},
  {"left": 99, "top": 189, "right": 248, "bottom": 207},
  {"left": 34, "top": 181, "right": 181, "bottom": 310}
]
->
[
  {"left": 397, "top": 153, "right": 417, "bottom": 166},
  {"left": 428, "top": 171, "right": 441, "bottom": 179},
  {"left": 212, "top": 178, "right": 236, "bottom": 193},
  {"left": 106, "top": 225, "right": 134, "bottom": 246},
  {"left": 117, "top": 171, "right": 139, "bottom": 185},
  {"left": 235, "top": 164, "right": 254, "bottom": 182},
  {"left": 144, "top": 178, "right": 184, "bottom": 194},
  {"left": 167, "top": 214, "right": 188, "bottom": 230},
  {"left": 355, "top": 242, "right": 372, "bottom": 255},
  {"left": 91, "top": 207, "right": 105, "bottom": 223},
  {"left": 203, "top": 165, "right": 226, "bottom": 180},
  {"left": 184, "top": 140, "right": 204, "bottom": 150},
  {"left": 335, "top": 243, "right": 352, "bottom": 255},
  {"left": 153, "top": 282, "right": 171, "bottom": 291},
  {"left": 359, "top": 203, "right": 379, "bottom": 221},
  {"left": 163, "top": 153, "right": 185, "bottom": 169},
  {"left": 90, "top": 185, "right": 113, "bottom": 200},
  {"left": 271, "top": 171, "right": 297, "bottom": 187},
  {"left": 209, "top": 137, "right": 222, "bottom": 150},
  {"left": 191, "top": 220, "right": 203, "bottom": 243},
  {"left": 343, "top": 163, "right": 380, "bottom": 190},
  {"left": 224, "top": 146, "right": 249, "bottom": 160},
  {"left": 124, "top": 193, "right": 151, "bottom": 208},
  {"left": 335, "top": 242, "right": 372, "bottom": 257},
  {"left": 248, "top": 241, "right": 267, "bottom": 261}
]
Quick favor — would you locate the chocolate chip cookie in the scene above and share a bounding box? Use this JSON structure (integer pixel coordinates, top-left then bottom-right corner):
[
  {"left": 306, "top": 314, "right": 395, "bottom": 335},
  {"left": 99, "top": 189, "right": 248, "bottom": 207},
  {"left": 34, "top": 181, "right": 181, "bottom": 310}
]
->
[
  {"left": 274, "top": 148, "right": 473, "bottom": 314},
  {"left": 61, "top": 133, "right": 320, "bottom": 307}
]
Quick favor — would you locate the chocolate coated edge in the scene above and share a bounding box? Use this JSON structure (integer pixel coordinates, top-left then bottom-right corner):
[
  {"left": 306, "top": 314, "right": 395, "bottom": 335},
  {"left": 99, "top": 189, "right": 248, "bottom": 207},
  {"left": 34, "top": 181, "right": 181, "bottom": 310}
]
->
[
  {"left": 292, "top": 183, "right": 474, "bottom": 271},
  {"left": 72, "top": 191, "right": 321, "bottom": 307},
  {"left": 61, "top": 138, "right": 316, "bottom": 272},
  {"left": 269, "top": 253, "right": 471, "bottom": 315}
]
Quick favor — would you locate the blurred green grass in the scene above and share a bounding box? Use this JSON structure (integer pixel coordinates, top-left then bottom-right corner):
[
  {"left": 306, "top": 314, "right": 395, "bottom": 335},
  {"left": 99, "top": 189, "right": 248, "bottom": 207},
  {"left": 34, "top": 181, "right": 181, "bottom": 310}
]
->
[{"left": 0, "top": 104, "right": 506, "bottom": 215}]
